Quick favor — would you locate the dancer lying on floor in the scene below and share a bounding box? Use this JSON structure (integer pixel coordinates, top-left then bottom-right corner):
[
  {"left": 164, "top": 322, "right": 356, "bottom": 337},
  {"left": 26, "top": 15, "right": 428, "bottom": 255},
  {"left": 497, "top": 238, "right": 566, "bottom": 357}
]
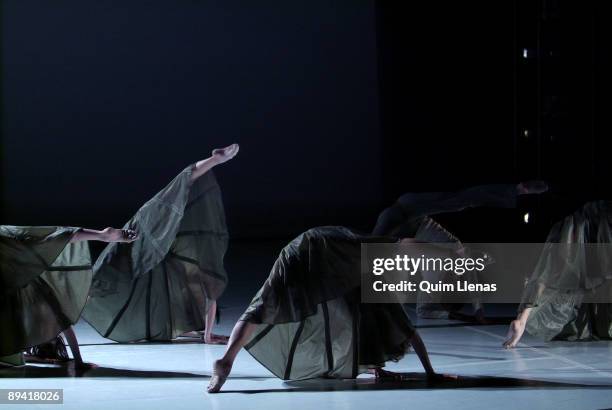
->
[
  {"left": 207, "top": 227, "right": 465, "bottom": 393},
  {"left": 83, "top": 144, "right": 239, "bottom": 345},
  {"left": 504, "top": 200, "right": 612, "bottom": 348},
  {"left": 372, "top": 182, "right": 548, "bottom": 321},
  {"left": 0, "top": 226, "right": 137, "bottom": 368}
]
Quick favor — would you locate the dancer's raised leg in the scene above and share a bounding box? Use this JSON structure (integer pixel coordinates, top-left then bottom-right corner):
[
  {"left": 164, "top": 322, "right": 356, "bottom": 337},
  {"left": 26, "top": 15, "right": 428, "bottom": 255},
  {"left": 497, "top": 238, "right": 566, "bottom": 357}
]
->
[
  {"left": 191, "top": 144, "right": 239, "bottom": 343},
  {"left": 70, "top": 228, "right": 138, "bottom": 243},
  {"left": 207, "top": 319, "right": 257, "bottom": 393},
  {"left": 190, "top": 143, "right": 239, "bottom": 183}
]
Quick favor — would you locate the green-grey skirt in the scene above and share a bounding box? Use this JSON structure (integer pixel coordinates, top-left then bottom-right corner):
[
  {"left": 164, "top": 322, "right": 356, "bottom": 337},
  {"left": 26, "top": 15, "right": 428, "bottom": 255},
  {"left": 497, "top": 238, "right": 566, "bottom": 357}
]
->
[
  {"left": 83, "top": 166, "right": 229, "bottom": 342},
  {"left": 0, "top": 226, "right": 92, "bottom": 357},
  {"left": 524, "top": 201, "right": 612, "bottom": 341},
  {"left": 241, "top": 227, "right": 414, "bottom": 380}
]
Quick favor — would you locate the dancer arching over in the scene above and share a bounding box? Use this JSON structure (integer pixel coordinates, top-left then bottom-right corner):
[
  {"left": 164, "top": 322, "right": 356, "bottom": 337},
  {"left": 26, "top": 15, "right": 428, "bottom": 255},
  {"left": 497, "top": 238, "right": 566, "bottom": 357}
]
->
[
  {"left": 0, "top": 226, "right": 137, "bottom": 368},
  {"left": 373, "top": 182, "right": 548, "bottom": 321},
  {"left": 207, "top": 227, "right": 461, "bottom": 393},
  {"left": 83, "top": 144, "right": 239, "bottom": 344},
  {"left": 504, "top": 200, "right": 612, "bottom": 348}
]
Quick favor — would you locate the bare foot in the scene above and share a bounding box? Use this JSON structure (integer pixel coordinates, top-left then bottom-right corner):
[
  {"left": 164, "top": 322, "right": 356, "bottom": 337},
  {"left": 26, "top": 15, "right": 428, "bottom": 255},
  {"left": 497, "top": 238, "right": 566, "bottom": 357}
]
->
[
  {"left": 101, "top": 228, "right": 138, "bottom": 243},
  {"left": 212, "top": 144, "right": 239, "bottom": 164},
  {"left": 207, "top": 359, "right": 232, "bottom": 393},
  {"left": 503, "top": 319, "right": 526, "bottom": 349},
  {"left": 517, "top": 180, "right": 548, "bottom": 195}
]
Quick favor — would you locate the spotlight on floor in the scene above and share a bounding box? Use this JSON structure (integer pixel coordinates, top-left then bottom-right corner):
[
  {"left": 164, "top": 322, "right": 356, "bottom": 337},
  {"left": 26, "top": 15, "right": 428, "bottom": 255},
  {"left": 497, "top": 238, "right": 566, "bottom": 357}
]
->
[{"left": 523, "top": 212, "right": 530, "bottom": 224}]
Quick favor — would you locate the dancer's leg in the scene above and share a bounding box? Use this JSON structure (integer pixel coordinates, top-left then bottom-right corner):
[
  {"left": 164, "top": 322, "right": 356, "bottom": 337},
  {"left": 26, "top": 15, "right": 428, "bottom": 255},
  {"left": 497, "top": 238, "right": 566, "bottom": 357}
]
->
[
  {"left": 71, "top": 228, "right": 137, "bottom": 243},
  {"left": 191, "top": 144, "right": 239, "bottom": 342},
  {"left": 396, "top": 183, "right": 526, "bottom": 220},
  {"left": 207, "top": 320, "right": 257, "bottom": 393},
  {"left": 190, "top": 144, "right": 239, "bottom": 183},
  {"left": 373, "top": 182, "right": 547, "bottom": 236},
  {"left": 203, "top": 301, "right": 229, "bottom": 344}
]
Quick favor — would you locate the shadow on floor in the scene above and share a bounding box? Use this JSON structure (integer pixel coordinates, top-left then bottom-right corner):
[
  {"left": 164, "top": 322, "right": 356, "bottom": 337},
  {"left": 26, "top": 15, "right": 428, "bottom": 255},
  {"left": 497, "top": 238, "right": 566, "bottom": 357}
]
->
[
  {"left": 0, "top": 363, "right": 266, "bottom": 380},
  {"left": 416, "top": 316, "right": 513, "bottom": 328},
  {"left": 219, "top": 373, "right": 612, "bottom": 394}
]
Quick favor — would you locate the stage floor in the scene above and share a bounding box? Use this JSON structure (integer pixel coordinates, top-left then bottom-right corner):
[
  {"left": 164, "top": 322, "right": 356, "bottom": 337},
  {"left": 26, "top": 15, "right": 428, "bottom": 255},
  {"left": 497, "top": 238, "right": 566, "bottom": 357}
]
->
[
  {"left": 2, "top": 242, "right": 611, "bottom": 409},
  {"left": 2, "top": 306, "right": 612, "bottom": 410}
]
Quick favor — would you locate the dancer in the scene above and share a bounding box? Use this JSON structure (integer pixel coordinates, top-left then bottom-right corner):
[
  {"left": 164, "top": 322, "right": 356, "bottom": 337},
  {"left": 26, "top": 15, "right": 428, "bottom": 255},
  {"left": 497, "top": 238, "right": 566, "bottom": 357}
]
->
[
  {"left": 0, "top": 226, "right": 137, "bottom": 368},
  {"left": 504, "top": 200, "right": 612, "bottom": 348},
  {"left": 83, "top": 144, "right": 238, "bottom": 344},
  {"left": 207, "top": 227, "right": 461, "bottom": 393},
  {"left": 373, "top": 182, "right": 548, "bottom": 321}
]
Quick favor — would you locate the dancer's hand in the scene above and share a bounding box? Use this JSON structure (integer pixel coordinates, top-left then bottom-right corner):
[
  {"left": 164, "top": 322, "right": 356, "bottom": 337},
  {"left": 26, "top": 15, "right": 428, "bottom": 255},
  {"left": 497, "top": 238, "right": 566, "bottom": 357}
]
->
[
  {"left": 101, "top": 228, "right": 138, "bottom": 243},
  {"left": 503, "top": 319, "right": 526, "bottom": 349},
  {"left": 212, "top": 144, "right": 239, "bottom": 164},
  {"left": 204, "top": 334, "right": 229, "bottom": 345}
]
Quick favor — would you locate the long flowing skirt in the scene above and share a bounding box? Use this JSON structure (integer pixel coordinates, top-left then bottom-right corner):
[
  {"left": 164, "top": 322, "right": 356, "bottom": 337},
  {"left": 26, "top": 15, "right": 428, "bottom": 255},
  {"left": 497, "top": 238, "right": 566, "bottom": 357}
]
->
[
  {"left": 373, "top": 185, "right": 517, "bottom": 318},
  {"left": 241, "top": 227, "right": 414, "bottom": 380},
  {"left": 524, "top": 201, "right": 612, "bottom": 340},
  {"left": 82, "top": 166, "right": 229, "bottom": 342},
  {"left": 0, "top": 226, "right": 92, "bottom": 357}
]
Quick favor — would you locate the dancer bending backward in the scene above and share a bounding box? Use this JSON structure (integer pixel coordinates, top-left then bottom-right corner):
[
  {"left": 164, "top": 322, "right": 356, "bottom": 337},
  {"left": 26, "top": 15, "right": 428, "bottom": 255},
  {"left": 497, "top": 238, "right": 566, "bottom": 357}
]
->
[
  {"left": 0, "top": 226, "right": 137, "bottom": 368},
  {"left": 372, "top": 182, "right": 549, "bottom": 321},
  {"left": 83, "top": 144, "right": 238, "bottom": 345},
  {"left": 207, "top": 225, "right": 473, "bottom": 393}
]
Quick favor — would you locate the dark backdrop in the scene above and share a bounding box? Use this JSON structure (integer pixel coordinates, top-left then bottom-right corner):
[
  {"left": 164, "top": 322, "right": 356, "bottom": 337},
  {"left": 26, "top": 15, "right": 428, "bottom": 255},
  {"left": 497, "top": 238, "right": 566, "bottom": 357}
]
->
[
  {"left": 2, "top": 0, "right": 610, "bottom": 241},
  {"left": 1, "top": 0, "right": 381, "bottom": 238}
]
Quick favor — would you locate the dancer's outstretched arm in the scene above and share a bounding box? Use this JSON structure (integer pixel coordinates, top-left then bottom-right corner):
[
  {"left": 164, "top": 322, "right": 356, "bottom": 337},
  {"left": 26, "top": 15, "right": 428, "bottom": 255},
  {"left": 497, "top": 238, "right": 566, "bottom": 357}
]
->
[
  {"left": 410, "top": 331, "right": 435, "bottom": 375},
  {"left": 407, "top": 331, "right": 457, "bottom": 381},
  {"left": 190, "top": 143, "right": 239, "bottom": 183},
  {"left": 70, "top": 228, "right": 138, "bottom": 243},
  {"left": 372, "top": 331, "right": 457, "bottom": 382},
  {"left": 502, "top": 308, "right": 532, "bottom": 349},
  {"left": 62, "top": 326, "right": 96, "bottom": 370},
  {"left": 503, "top": 281, "right": 544, "bottom": 348}
]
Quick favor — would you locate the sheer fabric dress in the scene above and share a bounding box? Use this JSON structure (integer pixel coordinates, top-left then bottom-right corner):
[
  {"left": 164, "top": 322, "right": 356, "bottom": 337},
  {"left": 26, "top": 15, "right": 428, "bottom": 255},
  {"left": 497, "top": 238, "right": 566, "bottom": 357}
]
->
[{"left": 83, "top": 166, "right": 229, "bottom": 342}]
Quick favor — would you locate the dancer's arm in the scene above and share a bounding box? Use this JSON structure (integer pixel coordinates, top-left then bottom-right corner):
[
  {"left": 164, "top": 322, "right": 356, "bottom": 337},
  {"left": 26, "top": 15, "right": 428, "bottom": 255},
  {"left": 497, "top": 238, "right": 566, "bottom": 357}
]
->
[
  {"left": 410, "top": 331, "right": 435, "bottom": 375},
  {"left": 503, "top": 279, "right": 545, "bottom": 348},
  {"left": 411, "top": 331, "right": 458, "bottom": 381},
  {"left": 63, "top": 327, "right": 96, "bottom": 370},
  {"left": 503, "top": 306, "right": 534, "bottom": 349},
  {"left": 70, "top": 228, "right": 138, "bottom": 243}
]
